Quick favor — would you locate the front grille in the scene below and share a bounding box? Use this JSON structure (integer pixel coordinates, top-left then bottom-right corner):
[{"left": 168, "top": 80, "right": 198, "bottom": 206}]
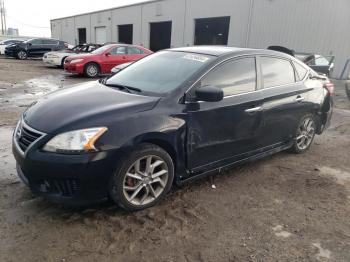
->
[
  {"left": 16, "top": 121, "right": 44, "bottom": 152},
  {"left": 36, "top": 178, "right": 80, "bottom": 197}
]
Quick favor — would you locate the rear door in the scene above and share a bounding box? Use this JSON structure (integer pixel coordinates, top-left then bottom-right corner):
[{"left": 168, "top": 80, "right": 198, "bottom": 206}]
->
[
  {"left": 258, "top": 56, "right": 307, "bottom": 147},
  {"left": 42, "top": 39, "right": 59, "bottom": 54},
  {"left": 186, "top": 57, "right": 265, "bottom": 171},
  {"left": 127, "top": 46, "right": 147, "bottom": 62}
]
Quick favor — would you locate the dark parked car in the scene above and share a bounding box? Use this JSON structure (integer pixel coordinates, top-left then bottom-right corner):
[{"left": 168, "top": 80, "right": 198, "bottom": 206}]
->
[
  {"left": 0, "top": 39, "right": 24, "bottom": 55},
  {"left": 13, "top": 46, "right": 333, "bottom": 211},
  {"left": 5, "top": 38, "right": 67, "bottom": 59},
  {"left": 295, "top": 53, "right": 335, "bottom": 77}
]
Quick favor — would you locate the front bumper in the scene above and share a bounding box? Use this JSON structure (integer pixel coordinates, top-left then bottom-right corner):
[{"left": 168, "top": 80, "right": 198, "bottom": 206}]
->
[
  {"left": 64, "top": 62, "right": 84, "bottom": 74},
  {"left": 43, "top": 56, "right": 61, "bottom": 66},
  {"left": 12, "top": 129, "right": 118, "bottom": 206},
  {"left": 5, "top": 49, "right": 17, "bottom": 57}
]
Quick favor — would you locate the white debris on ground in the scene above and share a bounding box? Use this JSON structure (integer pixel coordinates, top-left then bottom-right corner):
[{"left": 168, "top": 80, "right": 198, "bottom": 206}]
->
[
  {"left": 272, "top": 225, "right": 292, "bottom": 238},
  {"left": 313, "top": 243, "right": 332, "bottom": 260}
]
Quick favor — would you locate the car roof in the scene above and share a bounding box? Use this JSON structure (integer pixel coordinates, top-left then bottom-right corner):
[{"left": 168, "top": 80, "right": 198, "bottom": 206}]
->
[{"left": 168, "top": 45, "right": 293, "bottom": 58}]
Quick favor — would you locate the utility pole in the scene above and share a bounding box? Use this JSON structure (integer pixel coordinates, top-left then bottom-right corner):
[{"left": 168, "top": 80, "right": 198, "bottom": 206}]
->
[
  {"left": 0, "top": 0, "right": 4, "bottom": 35},
  {"left": 0, "top": 0, "right": 6, "bottom": 35}
]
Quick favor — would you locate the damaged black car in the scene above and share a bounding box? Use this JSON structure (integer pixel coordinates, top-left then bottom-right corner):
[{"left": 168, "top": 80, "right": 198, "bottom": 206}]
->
[{"left": 13, "top": 46, "right": 333, "bottom": 211}]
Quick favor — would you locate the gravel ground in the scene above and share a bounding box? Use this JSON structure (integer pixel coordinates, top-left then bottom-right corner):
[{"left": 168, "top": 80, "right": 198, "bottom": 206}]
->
[{"left": 0, "top": 57, "right": 350, "bottom": 262}]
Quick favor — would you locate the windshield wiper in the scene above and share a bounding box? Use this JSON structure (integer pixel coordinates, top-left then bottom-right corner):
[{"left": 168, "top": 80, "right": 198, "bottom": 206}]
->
[{"left": 104, "top": 83, "right": 142, "bottom": 93}]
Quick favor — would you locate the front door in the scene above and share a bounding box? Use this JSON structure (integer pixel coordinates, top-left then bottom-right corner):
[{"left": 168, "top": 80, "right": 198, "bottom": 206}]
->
[
  {"left": 102, "top": 46, "right": 128, "bottom": 73},
  {"left": 186, "top": 57, "right": 264, "bottom": 171}
]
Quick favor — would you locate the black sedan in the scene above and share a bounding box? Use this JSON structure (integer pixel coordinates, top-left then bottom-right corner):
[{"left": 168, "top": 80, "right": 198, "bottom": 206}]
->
[{"left": 12, "top": 46, "right": 333, "bottom": 211}]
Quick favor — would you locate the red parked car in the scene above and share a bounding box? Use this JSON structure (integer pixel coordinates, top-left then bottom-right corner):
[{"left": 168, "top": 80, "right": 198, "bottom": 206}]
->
[{"left": 64, "top": 44, "right": 153, "bottom": 77}]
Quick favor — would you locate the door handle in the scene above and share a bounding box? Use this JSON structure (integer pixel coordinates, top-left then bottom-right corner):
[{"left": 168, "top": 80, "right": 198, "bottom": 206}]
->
[
  {"left": 245, "top": 106, "right": 262, "bottom": 114},
  {"left": 295, "top": 96, "right": 305, "bottom": 102}
]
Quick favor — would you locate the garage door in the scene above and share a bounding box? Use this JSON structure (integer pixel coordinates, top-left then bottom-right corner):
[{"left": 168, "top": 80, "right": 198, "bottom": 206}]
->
[{"left": 95, "top": 27, "right": 107, "bottom": 44}]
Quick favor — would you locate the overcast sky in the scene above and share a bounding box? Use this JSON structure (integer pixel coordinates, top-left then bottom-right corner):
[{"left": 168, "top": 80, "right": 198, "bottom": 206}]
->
[{"left": 4, "top": 0, "right": 151, "bottom": 37}]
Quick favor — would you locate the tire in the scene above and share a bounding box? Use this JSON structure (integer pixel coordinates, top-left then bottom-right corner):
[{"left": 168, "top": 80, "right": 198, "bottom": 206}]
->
[
  {"left": 288, "top": 114, "right": 316, "bottom": 154},
  {"left": 109, "top": 143, "right": 174, "bottom": 212},
  {"left": 60, "top": 56, "right": 68, "bottom": 68},
  {"left": 17, "top": 50, "right": 27, "bottom": 60},
  {"left": 84, "top": 62, "right": 100, "bottom": 78}
]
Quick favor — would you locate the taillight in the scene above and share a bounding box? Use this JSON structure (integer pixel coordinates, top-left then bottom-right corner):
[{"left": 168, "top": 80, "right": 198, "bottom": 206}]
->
[{"left": 324, "top": 82, "right": 334, "bottom": 96}]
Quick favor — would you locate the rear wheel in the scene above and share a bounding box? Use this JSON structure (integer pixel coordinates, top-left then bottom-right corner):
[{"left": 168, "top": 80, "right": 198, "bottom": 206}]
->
[
  {"left": 109, "top": 143, "right": 174, "bottom": 211},
  {"left": 17, "top": 50, "right": 27, "bottom": 60},
  {"left": 288, "top": 114, "right": 316, "bottom": 154},
  {"left": 84, "top": 62, "right": 100, "bottom": 78}
]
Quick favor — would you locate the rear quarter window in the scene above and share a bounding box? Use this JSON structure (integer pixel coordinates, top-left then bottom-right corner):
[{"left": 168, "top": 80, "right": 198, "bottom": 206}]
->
[{"left": 293, "top": 61, "right": 308, "bottom": 81}]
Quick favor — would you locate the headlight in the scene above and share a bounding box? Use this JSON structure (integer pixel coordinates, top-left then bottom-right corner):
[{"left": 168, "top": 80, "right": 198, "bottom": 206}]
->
[
  {"left": 70, "top": 59, "right": 84, "bottom": 64},
  {"left": 43, "top": 127, "right": 108, "bottom": 153}
]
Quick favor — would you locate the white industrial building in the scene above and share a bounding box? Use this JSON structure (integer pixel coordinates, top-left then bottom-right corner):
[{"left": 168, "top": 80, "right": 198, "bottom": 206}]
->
[{"left": 51, "top": 0, "right": 350, "bottom": 78}]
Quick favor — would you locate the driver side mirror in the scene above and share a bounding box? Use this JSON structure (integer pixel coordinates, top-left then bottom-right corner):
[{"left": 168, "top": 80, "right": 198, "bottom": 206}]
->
[
  {"left": 28, "top": 43, "right": 32, "bottom": 46},
  {"left": 105, "top": 52, "right": 111, "bottom": 57},
  {"left": 195, "top": 86, "right": 224, "bottom": 102}
]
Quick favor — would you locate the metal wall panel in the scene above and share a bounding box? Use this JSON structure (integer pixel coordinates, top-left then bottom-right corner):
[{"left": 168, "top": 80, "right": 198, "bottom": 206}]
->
[{"left": 51, "top": 0, "right": 350, "bottom": 77}]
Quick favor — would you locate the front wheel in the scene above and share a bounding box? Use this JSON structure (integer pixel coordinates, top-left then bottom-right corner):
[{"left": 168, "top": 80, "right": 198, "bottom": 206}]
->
[
  {"left": 84, "top": 62, "right": 100, "bottom": 78},
  {"left": 288, "top": 114, "right": 316, "bottom": 154},
  {"left": 109, "top": 143, "right": 174, "bottom": 211},
  {"left": 17, "top": 50, "right": 27, "bottom": 60}
]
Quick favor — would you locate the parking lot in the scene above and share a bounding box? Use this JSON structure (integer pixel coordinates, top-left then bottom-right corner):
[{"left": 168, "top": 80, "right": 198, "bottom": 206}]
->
[{"left": 0, "top": 57, "right": 350, "bottom": 261}]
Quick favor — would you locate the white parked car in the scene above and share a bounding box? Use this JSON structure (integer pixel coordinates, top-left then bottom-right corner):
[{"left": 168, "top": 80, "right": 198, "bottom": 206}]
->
[
  {"left": 43, "top": 43, "right": 101, "bottom": 67},
  {"left": 0, "top": 39, "right": 24, "bottom": 55}
]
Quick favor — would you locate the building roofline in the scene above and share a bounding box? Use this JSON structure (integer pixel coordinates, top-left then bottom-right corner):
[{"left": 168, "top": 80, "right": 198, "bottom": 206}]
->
[{"left": 50, "top": 0, "right": 163, "bottom": 21}]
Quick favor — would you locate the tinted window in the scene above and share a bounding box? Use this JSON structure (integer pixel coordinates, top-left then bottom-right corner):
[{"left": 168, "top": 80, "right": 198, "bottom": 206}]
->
[
  {"left": 110, "top": 46, "right": 127, "bottom": 55},
  {"left": 261, "top": 57, "right": 295, "bottom": 88},
  {"left": 29, "top": 39, "right": 43, "bottom": 45},
  {"left": 201, "top": 58, "right": 256, "bottom": 96},
  {"left": 107, "top": 51, "right": 214, "bottom": 95},
  {"left": 293, "top": 62, "right": 308, "bottom": 80},
  {"left": 128, "top": 47, "right": 144, "bottom": 54},
  {"left": 43, "top": 39, "right": 57, "bottom": 45}
]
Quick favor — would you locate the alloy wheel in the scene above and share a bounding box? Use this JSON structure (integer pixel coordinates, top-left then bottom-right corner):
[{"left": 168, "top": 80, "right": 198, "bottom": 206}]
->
[
  {"left": 87, "top": 64, "right": 98, "bottom": 77},
  {"left": 296, "top": 117, "right": 315, "bottom": 150},
  {"left": 17, "top": 51, "right": 27, "bottom": 60},
  {"left": 123, "top": 155, "right": 169, "bottom": 206}
]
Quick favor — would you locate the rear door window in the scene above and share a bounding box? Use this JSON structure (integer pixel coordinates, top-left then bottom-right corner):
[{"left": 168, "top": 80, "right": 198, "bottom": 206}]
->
[
  {"left": 30, "top": 39, "right": 43, "bottom": 45},
  {"left": 261, "top": 57, "right": 295, "bottom": 88},
  {"left": 201, "top": 57, "right": 257, "bottom": 96},
  {"left": 128, "top": 47, "right": 144, "bottom": 54},
  {"left": 110, "top": 46, "right": 127, "bottom": 55},
  {"left": 43, "top": 39, "right": 58, "bottom": 45}
]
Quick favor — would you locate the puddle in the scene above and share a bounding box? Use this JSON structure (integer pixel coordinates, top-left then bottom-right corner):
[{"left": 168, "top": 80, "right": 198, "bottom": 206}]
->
[
  {"left": 272, "top": 225, "right": 292, "bottom": 238},
  {"left": 0, "top": 75, "right": 65, "bottom": 108},
  {"left": 313, "top": 243, "right": 332, "bottom": 260},
  {"left": 319, "top": 166, "right": 350, "bottom": 186}
]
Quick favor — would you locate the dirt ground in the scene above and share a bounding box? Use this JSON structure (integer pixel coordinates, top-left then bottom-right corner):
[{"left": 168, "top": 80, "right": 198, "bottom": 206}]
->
[{"left": 0, "top": 57, "right": 350, "bottom": 262}]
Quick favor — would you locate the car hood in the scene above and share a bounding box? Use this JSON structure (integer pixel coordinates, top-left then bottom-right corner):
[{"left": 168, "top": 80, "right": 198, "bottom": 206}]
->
[{"left": 23, "top": 81, "right": 160, "bottom": 134}]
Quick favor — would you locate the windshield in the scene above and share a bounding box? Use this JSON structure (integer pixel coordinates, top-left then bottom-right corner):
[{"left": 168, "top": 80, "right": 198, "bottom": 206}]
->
[
  {"left": 106, "top": 51, "right": 214, "bottom": 95},
  {"left": 91, "top": 45, "right": 113, "bottom": 54}
]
